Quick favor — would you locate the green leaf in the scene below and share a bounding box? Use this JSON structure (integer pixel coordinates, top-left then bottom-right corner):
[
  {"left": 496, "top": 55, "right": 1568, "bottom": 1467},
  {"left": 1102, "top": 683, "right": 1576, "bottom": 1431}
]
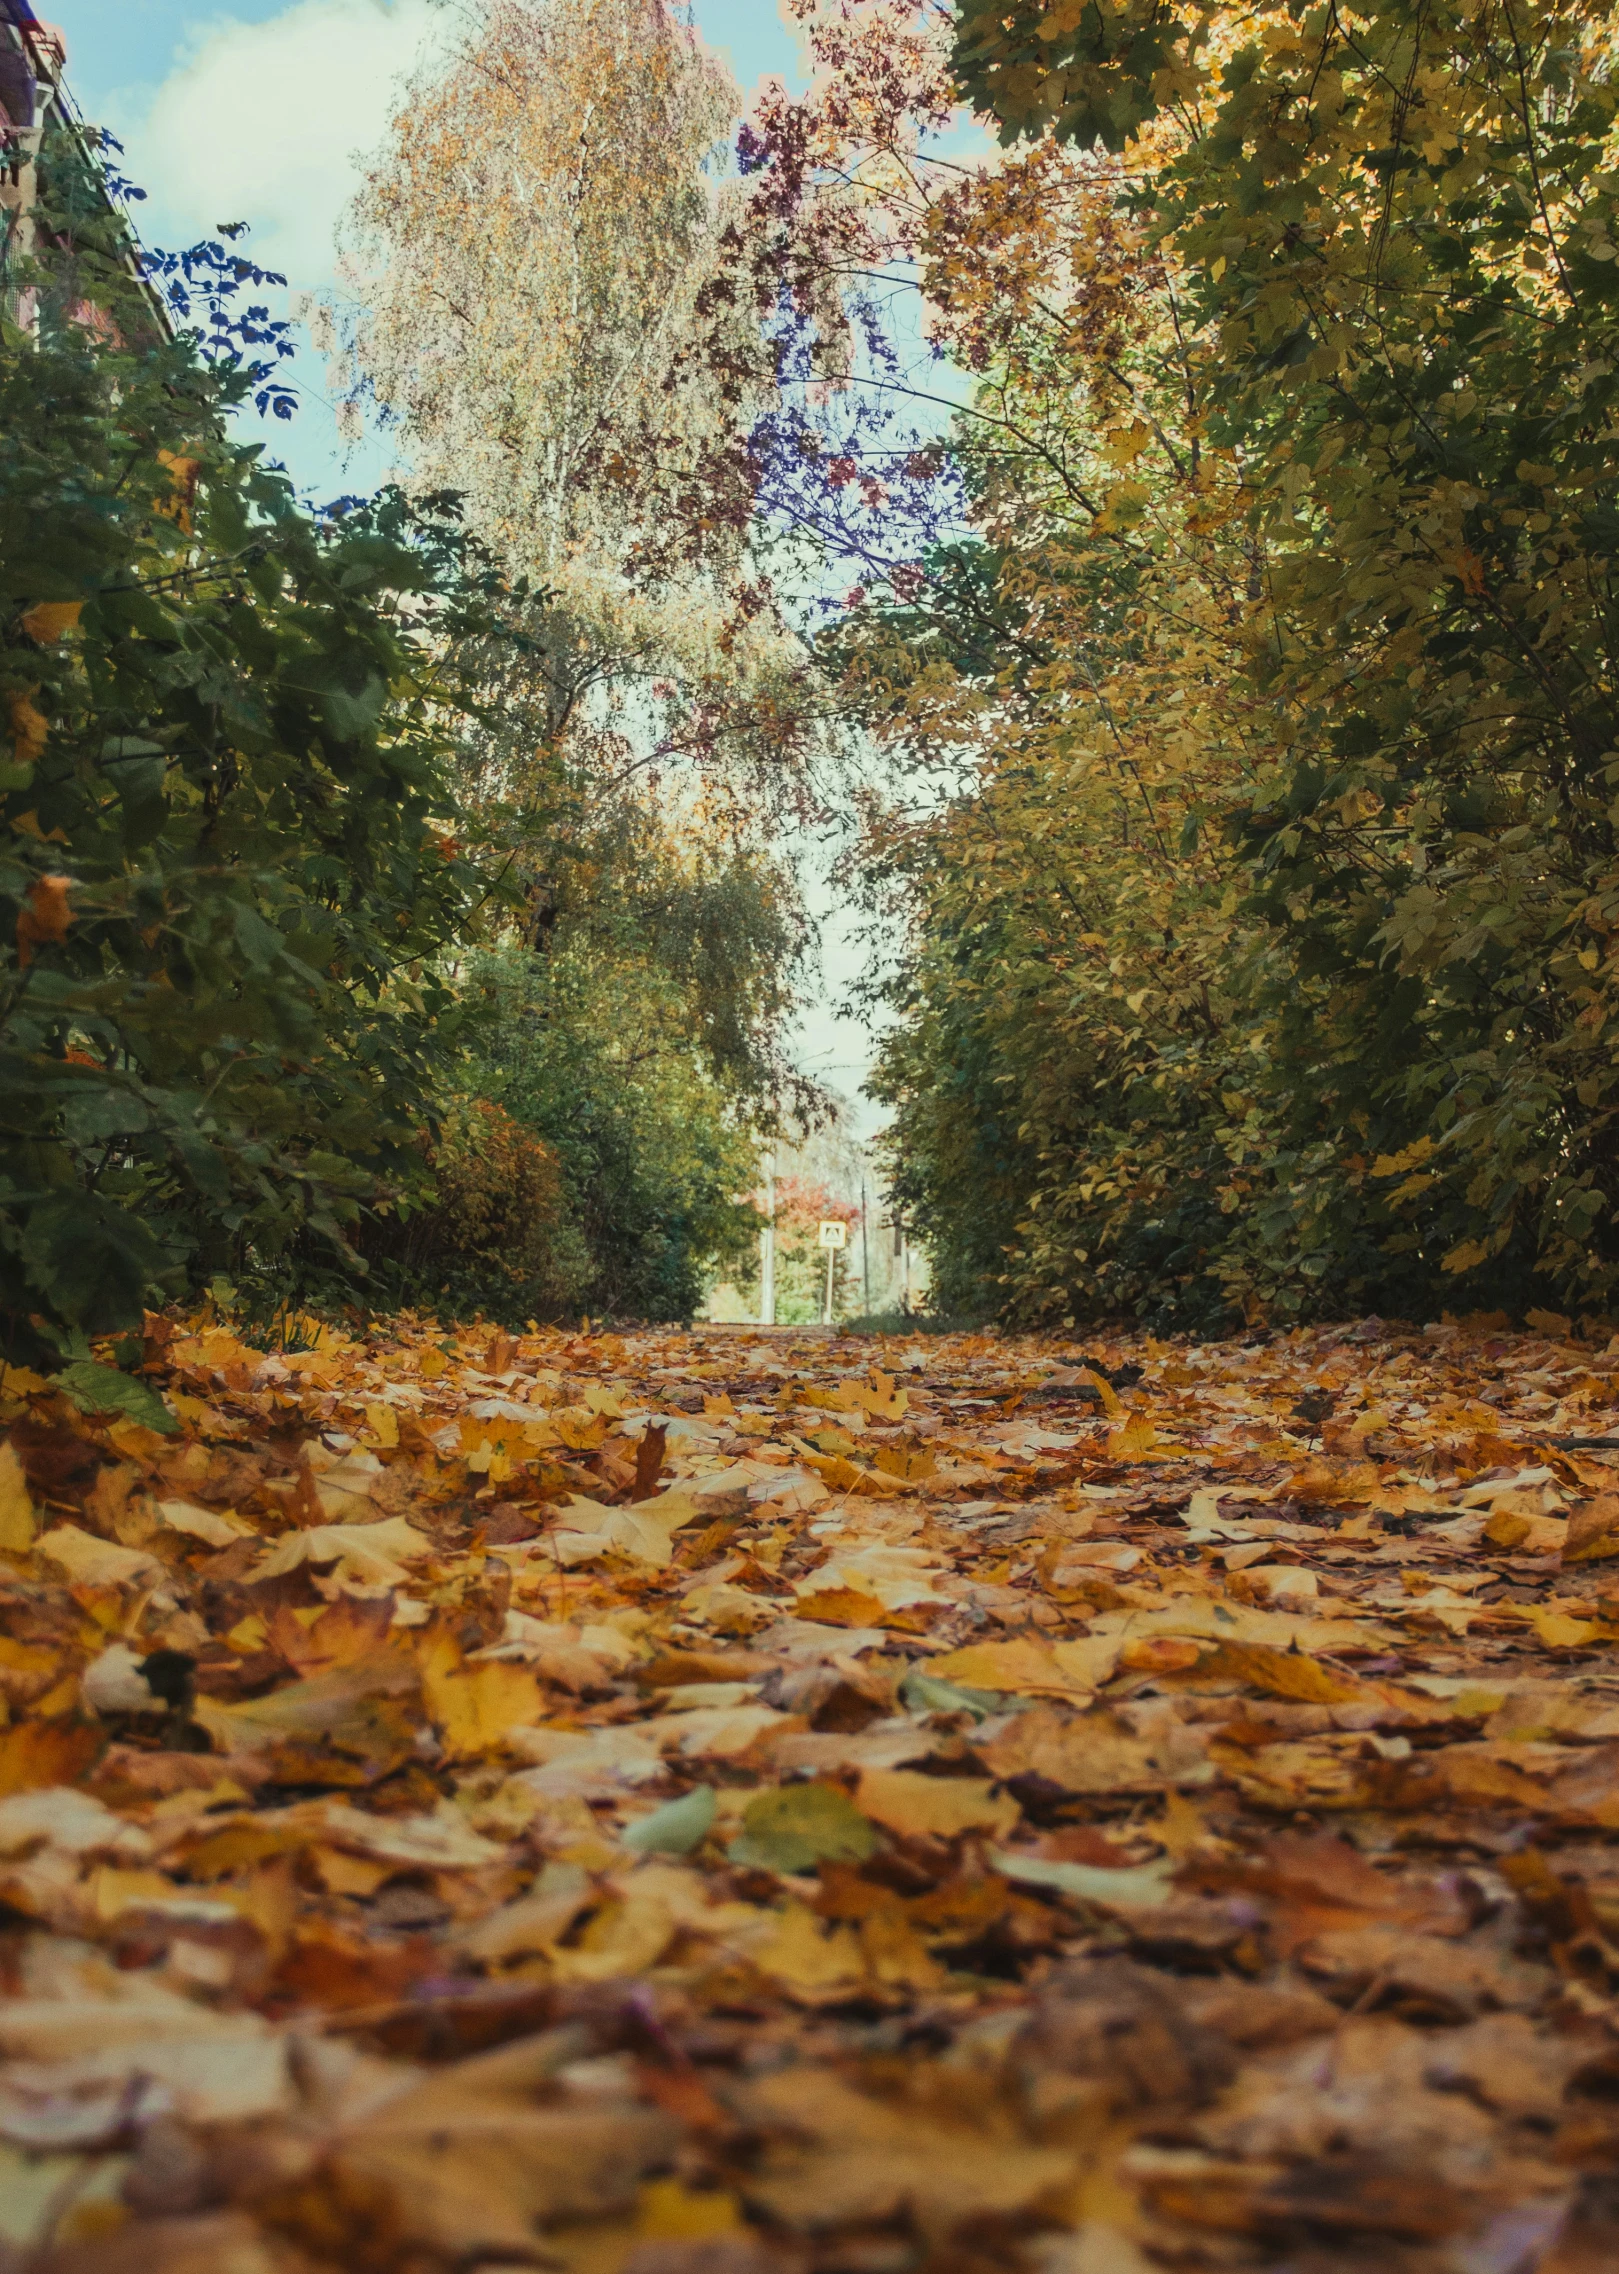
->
[
  {"left": 52, "top": 1360, "right": 178, "bottom": 1434},
  {"left": 990, "top": 1849, "right": 1173, "bottom": 1909},
  {"left": 727, "top": 1781, "right": 877, "bottom": 1873},
  {"left": 898, "top": 1668, "right": 1005, "bottom": 1720},
  {"left": 320, "top": 672, "right": 387, "bottom": 741},
  {"left": 622, "top": 1784, "right": 716, "bottom": 1855}
]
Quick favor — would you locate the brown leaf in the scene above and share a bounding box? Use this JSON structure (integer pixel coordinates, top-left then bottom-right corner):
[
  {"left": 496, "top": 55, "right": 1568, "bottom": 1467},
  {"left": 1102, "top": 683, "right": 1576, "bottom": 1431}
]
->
[
  {"left": 0, "top": 1718, "right": 103, "bottom": 1796},
  {"left": 975, "top": 1704, "right": 1172, "bottom": 1795},
  {"left": 323, "top": 2039, "right": 680, "bottom": 2258},
  {"left": 740, "top": 2066, "right": 1074, "bottom": 2239},
  {"left": 1563, "top": 1493, "right": 1619, "bottom": 1564},
  {"left": 632, "top": 1421, "right": 669, "bottom": 1500}
]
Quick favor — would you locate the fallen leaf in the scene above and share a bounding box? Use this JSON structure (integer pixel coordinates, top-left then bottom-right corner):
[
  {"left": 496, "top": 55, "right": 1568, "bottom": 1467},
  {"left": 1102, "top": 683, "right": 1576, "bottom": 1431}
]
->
[
  {"left": 251, "top": 1515, "right": 430, "bottom": 1589},
  {"left": 550, "top": 1490, "right": 701, "bottom": 1569},
  {"left": 741, "top": 2067, "right": 1075, "bottom": 2237},
  {"left": 195, "top": 1653, "right": 420, "bottom": 1785},
  {"left": 754, "top": 1900, "right": 867, "bottom": 1997},
  {"left": 1563, "top": 1494, "right": 1619, "bottom": 1564},
  {"left": 990, "top": 1848, "right": 1176, "bottom": 1908},
  {"left": 976, "top": 1705, "right": 1190, "bottom": 1795},
  {"left": 326, "top": 2039, "right": 680, "bottom": 2258},
  {"left": 420, "top": 1630, "right": 546, "bottom": 1756},
  {"left": 623, "top": 1784, "right": 717, "bottom": 1854},
  {"left": 927, "top": 1636, "right": 1100, "bottom": 1699},
  {"left": 0, "top": 1443, "right": 37, "bottom": 1554},
  {"left": 855, "top": 1768, "right": 1019, "bottom": 1840},
  {"left": 52, "top": 1362, "right": 178, "bottom": 1435},
  {"left": 36, "top": 1523, "right": 162, "bottom": 1588},
  {"left": 1106, "top": 1413, "right": 1161, "bottom": 1460},
  {"left": 157, "top": 1497, "right": 253, "bottom": 1548},
  {"left": 453, "top": 1859, "right": 593, "bottom": 1961},
  {"left": 1184, "top": 1639, "right": 1369, "bottom": 1703},
  {"left": 728, "top": 1781, "right": 879, "bottom": 1872},
  {"left": 0, "top": 1722, "right": 104, "bottom": 1799}
]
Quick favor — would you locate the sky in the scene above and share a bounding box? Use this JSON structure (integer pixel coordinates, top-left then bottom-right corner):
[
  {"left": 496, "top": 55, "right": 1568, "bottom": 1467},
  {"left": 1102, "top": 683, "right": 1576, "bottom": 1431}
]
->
[
  {"left": 52, "top": 0, "right": 812, "bottom": 499},
  {"left": 48, "top": 0, "right": 898, "bottom": 1125}
]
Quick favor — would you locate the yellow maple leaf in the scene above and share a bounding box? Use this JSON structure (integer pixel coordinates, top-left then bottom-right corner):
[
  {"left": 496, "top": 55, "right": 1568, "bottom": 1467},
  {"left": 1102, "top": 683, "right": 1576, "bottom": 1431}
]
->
[
  {"left": 754, "top": 1902, "right": 866, "bottom": 2000},
  {"left": 365, "top": 1401, "right": 400, "bottom": 1448},
  {"left": 421, "top": 1632, "right": 545, "bottom": 1755},
  {"left": 0, "top": 1443, "right": 37, "bottom": 1555},
  {"left": 1106, "top": 1411, "right": 1160, "bottom": 1460}
]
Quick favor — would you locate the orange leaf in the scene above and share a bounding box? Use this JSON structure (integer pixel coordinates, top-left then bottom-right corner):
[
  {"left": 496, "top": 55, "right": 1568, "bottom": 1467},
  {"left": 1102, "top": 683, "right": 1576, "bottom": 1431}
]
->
[
  {"left": 0, "top": 1718, "right": 104, "bottom": 1798},
  {"left": 1119, "top": 1635, "right": 1203, "bottom": 1673},
  {"left": 6, "top": 687, "right": 48, "bottom": 765},
  {"left": 20, "top": 600, "right": 83, "bottom": 643},
  {"left": 16, "top": 874, "right": 74, "bottom": 968}
]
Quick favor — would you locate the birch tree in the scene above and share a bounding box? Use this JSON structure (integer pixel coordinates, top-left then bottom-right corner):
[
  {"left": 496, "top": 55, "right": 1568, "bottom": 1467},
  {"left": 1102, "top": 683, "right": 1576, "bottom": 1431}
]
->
[{"left": 335, "top": 0, "right": 776, "bottom": 760}]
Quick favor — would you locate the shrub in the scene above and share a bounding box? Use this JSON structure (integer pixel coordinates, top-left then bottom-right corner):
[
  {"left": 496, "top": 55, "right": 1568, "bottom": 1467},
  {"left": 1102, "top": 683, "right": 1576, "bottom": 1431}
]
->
[{"left": 363, "top": 1099, "right": 588, "bottom": 1322}]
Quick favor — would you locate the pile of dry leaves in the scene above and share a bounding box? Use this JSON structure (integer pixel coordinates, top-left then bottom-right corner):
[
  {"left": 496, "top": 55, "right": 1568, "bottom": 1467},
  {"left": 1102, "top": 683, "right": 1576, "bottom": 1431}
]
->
[{"left": 4, "top": 1311, "right": 1619, "bottom": 2273}]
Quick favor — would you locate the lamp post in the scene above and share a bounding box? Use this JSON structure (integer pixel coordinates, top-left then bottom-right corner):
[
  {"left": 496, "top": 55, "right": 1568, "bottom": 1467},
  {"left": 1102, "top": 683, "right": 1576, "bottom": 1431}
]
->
[
  {"left": 759, "top": 1144, "right": 776, "bottom": 1326},
  {"left": 817, "top": 1220, "right": 847, "bottom": 1327},
  {"left": 860, "top": 1175, "right": 870, "bottom": 1318}
]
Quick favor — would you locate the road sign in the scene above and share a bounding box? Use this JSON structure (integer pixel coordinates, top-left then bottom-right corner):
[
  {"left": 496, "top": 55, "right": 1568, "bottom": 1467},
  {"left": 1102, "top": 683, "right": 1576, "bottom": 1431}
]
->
[{"left": 817, "top": 1220, "right": 848, "bottom": 1249}]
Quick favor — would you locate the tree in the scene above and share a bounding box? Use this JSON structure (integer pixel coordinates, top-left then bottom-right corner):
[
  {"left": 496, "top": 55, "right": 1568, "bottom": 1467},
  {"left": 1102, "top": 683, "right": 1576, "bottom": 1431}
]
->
[
  {"left": 946, "top": 0, "right": 1619, "bottom": 1314},
  {"left": 326, "top": 0, "right": 851, "bottom": 1325},
  {"left": 764, "top": 0, "right": 1619, "bottom": 1323},
  {"left": 446, "top": 813, "right": 807, "bottom": 1323},
  {"left": 333, "top": 0, "right": 786, "bottom": 748},
  {"left": 843, "top": 140, "right": 1293, "bottom": 1327}
]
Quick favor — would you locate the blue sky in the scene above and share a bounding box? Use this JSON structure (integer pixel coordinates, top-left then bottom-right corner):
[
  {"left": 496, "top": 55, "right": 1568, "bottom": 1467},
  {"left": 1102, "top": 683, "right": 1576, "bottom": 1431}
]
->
[
  {"left": 56, "top": 0, "right": 803, "bottom": 108},
  {"left": 51, "top": 1, "right": 809, "bottom": 497}
]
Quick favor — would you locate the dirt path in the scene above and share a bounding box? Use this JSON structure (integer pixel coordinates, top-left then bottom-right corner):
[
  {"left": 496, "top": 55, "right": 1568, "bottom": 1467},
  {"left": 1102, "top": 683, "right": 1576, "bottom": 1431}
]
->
[{"left": 3, "top": 1315, "right": 1619, "bottom": 2271}]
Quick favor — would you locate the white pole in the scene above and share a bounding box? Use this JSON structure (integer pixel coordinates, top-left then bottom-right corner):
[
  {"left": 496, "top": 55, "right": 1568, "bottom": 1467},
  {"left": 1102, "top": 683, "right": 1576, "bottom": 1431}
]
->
[
  {"left": 860, "top": 1177, "right": 869, "bottom": 1317},
  {"left": 824, "top": 1241, "right": 835, "bottom": 1326},
  {"left": 759, "top": 1144, "right": 776, "bottom": 1326}
]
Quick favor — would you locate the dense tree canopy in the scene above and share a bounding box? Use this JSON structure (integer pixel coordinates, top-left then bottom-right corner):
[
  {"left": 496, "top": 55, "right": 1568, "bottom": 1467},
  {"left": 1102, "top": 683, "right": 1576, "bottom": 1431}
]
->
[
  {"left": 769, "top": 0, "right": 1619, "bottom": 1327},
  {"left": 22, "top": 0, "right": 1613, "bottom": 1348}
]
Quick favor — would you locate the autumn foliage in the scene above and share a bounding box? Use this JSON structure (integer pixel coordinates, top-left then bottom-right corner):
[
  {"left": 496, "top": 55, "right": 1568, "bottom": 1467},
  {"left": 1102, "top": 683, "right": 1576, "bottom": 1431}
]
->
[
  {"left": 362, "top": 1100, "right": 585, "bottom": 1321},
  {"left": 5, "top": 1309, "right": 1619, "bottom": 2263},
  {"left": 724, "top": 0, "right": 1619, "bottom": 1328}
]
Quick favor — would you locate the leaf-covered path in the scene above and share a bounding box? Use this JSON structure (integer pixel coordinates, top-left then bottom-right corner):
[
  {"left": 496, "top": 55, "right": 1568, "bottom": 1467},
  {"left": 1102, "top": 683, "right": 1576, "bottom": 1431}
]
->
[{"left": 5, "top": 1317, "right": 1619, "bottom": 2271}]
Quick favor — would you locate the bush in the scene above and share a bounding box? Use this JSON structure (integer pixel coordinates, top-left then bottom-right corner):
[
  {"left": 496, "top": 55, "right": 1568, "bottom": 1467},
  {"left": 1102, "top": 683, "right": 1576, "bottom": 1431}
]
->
[
  {"left": 0, "top": 132, "right": 486, "bottom": 1362},
  {"left": 362, "top": 1099, "right": 588, "bottom": 1322},
  {"left": 463, "top": 944, "right": 764, "bottom": 1323}
]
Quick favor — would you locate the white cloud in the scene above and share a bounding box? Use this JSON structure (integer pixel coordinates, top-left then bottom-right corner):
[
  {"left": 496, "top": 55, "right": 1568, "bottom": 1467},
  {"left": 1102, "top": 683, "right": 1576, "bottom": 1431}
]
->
[
  {"left": 124, "top": 0, "right": 441, "bottom": 288},
  {"left": 109, "top": 0, "right": 445, "bottom": 495}
]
